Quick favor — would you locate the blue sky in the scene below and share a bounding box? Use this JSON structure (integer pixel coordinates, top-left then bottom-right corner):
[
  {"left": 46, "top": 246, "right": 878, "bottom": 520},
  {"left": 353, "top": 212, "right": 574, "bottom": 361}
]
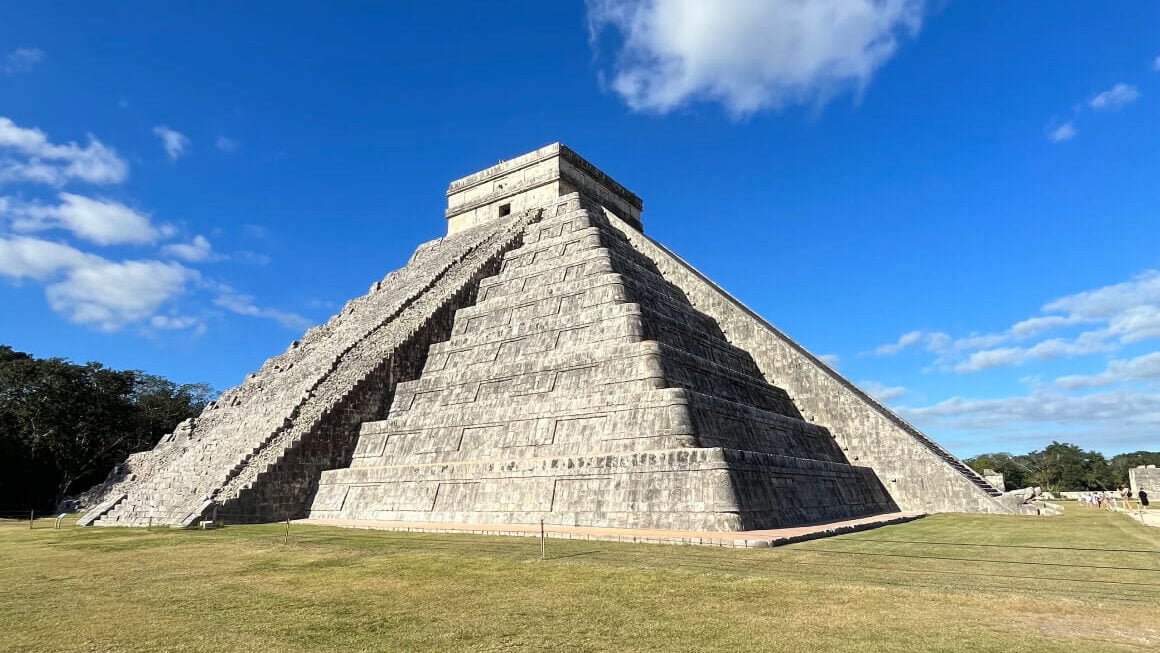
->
[{"left": 1, "top": 2, "right": 1157, "bottom": 457}]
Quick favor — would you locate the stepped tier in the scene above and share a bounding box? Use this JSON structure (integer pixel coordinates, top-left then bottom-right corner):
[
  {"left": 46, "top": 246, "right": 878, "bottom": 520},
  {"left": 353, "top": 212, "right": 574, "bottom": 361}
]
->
[
  {"left": 82, "top": 143, "right": 1011, "bottom": 531},
  {"left": 80, "top": 209, "right": 542, "bottom": 527},
  {"left": 307, "top": 196, "right": 903, "bottom": 530}
]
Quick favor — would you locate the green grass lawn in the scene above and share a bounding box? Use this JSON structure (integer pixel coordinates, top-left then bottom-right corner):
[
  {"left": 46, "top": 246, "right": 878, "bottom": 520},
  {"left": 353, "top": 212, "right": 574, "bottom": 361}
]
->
[{"left": 2, "top": 507, "right": 1158, "bottom": 652}]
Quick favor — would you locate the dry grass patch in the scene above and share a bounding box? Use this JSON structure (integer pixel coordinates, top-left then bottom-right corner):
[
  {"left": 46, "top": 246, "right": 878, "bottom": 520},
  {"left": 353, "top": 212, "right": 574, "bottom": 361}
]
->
[{"left": 1, "top": 507, "right": 1158, "bottom": 652}]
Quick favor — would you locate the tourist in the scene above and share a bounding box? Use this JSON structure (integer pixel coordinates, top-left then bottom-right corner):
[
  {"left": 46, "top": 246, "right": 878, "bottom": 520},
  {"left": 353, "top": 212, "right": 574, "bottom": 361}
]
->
[
  {"left": 1140, "top": 490, "right": 1150, "bottom": 516},
  {"left": 1122, "top": 487, "right": 1134, "bottom": 512}
]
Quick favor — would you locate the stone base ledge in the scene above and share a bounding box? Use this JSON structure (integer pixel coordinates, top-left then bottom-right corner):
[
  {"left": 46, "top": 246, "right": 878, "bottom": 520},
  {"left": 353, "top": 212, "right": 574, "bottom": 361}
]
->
[{"left": 294, "top": 511, "right": 924, "bottom": 548}]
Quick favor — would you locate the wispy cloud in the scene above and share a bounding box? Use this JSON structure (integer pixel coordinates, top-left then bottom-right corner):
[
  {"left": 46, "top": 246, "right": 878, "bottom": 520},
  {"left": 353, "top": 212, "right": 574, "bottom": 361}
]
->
[
  {"left": 900, "top": 389, "right": 1160, "bottom": 438},
  {"left": 0, "top": 235, "right": 100, "bottom": 280},
  {"left": 1047, "top": 121, "right": 1076, "bottom": 143},
  {"left": 1055, "top": 352, "right": 1160, "bottom": 391},
  {"left": 873, "top": 330, "right": 925, "bottom": 355},
  {"left": 872, "top": 268, "right": 1160, "bottom": 373},
  {"left": 213, "top": 287, "right": 313, "bottom": 330},
  {"left": 0, "top": 116, "right": 128, "bottom": 186},
  {"left": 46, "top": 258, "right": 197, "bottom": 331},
  {"left": 1089, "top": 83, "right": 1139, "bottom": 110},
  {"left": 214, "top": 136, "right": 239, "bottom": 153},
  {"left": 152, "top": 126, "right": 190, "bottom": 161},
  {"left": 3, "top": 48, "right": 45, "bottom": 75},
  {"left": 586, "top": 0, "right": 925, "bottom": 117},
  {"left": 0, "top": 235, "right": 198, "bottom": 331},
  {"left": 3, "top": 193, "right": 169, "bottom": 245},
  {"left": 0, "top": 117, "right": 298, "bottom": 334},
  {"left": 859, "top": 381, "right": 906, "bottom": 402},
  {"left": 162, "top": 234, "right": 214, "bottom": 262},
  {"left": 1045, "top": 81, "right": 1140, "bottom": 141}
]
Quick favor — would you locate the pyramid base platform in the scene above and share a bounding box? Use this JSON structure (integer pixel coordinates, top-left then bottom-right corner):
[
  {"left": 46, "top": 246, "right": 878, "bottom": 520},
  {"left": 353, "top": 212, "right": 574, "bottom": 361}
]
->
[
  {"left": 295, "top": 511, "right": 924, "bottom": 548},
  {"left": 307, "top": 447, "right": 899, "bottom": 532}
]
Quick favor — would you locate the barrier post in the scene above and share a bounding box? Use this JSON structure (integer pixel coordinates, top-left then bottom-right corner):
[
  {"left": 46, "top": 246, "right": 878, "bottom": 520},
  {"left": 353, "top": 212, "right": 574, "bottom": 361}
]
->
[
  {"left": 29, "top": 509, "right": 34, "bottom": 530},
  {"left": 540, "top": 519, "right": 545, "bottom": 561}
]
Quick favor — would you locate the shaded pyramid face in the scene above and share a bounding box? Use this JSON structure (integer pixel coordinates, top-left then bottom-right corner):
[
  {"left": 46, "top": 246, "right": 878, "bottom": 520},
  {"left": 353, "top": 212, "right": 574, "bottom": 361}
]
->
[
  {"left": 308, "top": 195, "right": 898, "bottom": 530},
  {"left": 80, "top": 144, "right": 1009, "bottom": 530}
]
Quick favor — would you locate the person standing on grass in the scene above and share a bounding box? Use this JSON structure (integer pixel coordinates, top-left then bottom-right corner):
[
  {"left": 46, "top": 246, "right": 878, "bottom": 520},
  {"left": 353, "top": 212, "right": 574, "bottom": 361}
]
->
[
  {"left": 1122, "top": 487, "right": 1134, "bottom": 512},
  {"left": 1140, "top": 490, "right": 1150, "bottom": 516}
]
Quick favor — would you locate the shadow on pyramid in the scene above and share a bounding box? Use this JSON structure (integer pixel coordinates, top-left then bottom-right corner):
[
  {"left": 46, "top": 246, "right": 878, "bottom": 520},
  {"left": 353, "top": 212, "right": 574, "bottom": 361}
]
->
[{"left": 79, "top": 144, "right": 1012, "bottom": 532}]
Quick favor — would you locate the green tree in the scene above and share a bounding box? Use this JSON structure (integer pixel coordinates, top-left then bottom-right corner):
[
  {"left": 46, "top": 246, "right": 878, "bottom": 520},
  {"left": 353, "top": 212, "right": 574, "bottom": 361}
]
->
[
  {"left": 0, "top": 345, "right": 214, "bottom": 512},
  {"left": 1110, "top": 451, "right": 1160, "bottom": 487},
  {"left": 965, "top": 452, "right": 1032, "bottom": 490}
]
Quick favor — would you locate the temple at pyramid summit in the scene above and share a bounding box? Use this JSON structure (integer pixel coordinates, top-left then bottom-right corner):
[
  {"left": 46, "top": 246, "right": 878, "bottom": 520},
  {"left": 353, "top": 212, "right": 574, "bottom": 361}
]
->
[{"left": 79, "top": 143, "right": 1014, "bottom": 532}]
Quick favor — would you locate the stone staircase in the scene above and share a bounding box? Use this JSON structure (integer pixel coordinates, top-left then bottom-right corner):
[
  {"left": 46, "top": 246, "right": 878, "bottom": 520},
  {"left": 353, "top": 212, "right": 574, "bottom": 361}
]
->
[{"left": 81, "top": 209, "right": 541, "bottom": 527}]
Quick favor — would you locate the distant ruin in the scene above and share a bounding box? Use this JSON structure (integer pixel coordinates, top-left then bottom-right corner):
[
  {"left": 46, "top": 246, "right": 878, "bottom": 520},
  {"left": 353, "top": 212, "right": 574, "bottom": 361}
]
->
[
  {"left": 80, "top": 143, "right": 1012, "bottom": 531},
  {"left": 1131, "top": 466, "right": 1159, "bottom": 499}
]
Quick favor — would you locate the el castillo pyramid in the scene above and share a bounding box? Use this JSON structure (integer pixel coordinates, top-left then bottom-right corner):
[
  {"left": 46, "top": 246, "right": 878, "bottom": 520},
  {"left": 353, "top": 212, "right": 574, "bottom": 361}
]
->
[{"left": 80, "top": 144, "right": 1012, "bottom": 531}]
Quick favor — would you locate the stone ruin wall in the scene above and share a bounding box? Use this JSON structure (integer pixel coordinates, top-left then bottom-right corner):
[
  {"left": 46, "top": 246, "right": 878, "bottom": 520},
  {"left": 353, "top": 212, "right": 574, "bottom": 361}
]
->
[
  {"left": 1130, "top": 466, "right": 1160, "bottom": 499},
  {"left": 602, "top": 210, "right": 1011, "bottom": 515}
]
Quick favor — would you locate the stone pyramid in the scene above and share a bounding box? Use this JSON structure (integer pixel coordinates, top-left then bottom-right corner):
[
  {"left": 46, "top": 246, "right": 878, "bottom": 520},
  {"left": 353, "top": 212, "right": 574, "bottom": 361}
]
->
[{"left": 81, "top": 144, "right": 1011, "bottom": 530}]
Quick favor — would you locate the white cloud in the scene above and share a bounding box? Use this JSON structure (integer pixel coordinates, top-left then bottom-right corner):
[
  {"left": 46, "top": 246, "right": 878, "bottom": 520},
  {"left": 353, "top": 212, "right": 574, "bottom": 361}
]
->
[
  {"left": 818, "top": 353, "right": 840, "bottom": 367},
  {"left": 1107, "top": 305, "right": 1160, "bottom": 344},
  {"left": 4, "top": 193, "right": 165, "bottom": 245},
  {"left": 0, "top": 234, "right": 196, "bottom": 330},
  {"left": 0, "top": 117, "right": 128, "bottom": 186},
  {"left": 150, "top": 314, "right": 203, "bottom": 332},
  {"left": 1047, "top": 121, "right": 1075, "bottom": 142},
  {"left": 214, "top": 136, "right": 239, "bottom": 153},
  {"left": 3, "top": 48, "right": 45, "bottom": 75},
  {"left": 162, "top": 235, "right": 214, "bottom": 262},
  {"left": 873, "top": 330, "right": 924, "bottom": 355},
  {"left": 899, "top": 390, "right": 1160, "bottom": 434},
  {"left": 1155, "top": 55, "right": 1160, "bottom": 72},
  {"left": 875, "top": 268, "right": 1160, "bottom": 373},
  {"left": 586, "top": 0, "right": 925, "bottom": 116},
  {"left": 1010, "top": 314, "right": 1085, "bottom": 338},
  {"left": 1089, "top": 83, "right": 1139, "bottom": 110},
  {"left": 0, "top": 236, "right": 98, "bottom": 280},
  {"left": 46, "top": 259, "right": 196, "bottom": 331},
  {"left": 1055, "top": 352, "right": 1160, "bottom": 391},
  {"left": 952, "top": 333, "right": 1114, "bottom": 373},
  {"left": 860, "top": 381, "right": 905, "bottom": 402},
  {"left": 871, "top": 329, "right": 952, "bottom": 355},
  {"left": 214, "top": 288, "right": 312, "bottom": 330},
  {"left": 153, "top": 126, "right": 190, "bottom": 161},
  {"left": 1044, "top": 269, "right": 1160, "bottom": 320},
  {"left": 951, "top": 347, "right": 1022, "bottom": 373}
]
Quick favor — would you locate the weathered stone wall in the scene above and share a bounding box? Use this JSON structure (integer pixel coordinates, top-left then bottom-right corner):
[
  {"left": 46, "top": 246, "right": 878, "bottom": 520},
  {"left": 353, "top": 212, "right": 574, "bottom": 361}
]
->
[
  {"left": 601, "top": 209, "right": 1010, "bottom": 515},
  {"left": 1130, "top": 466, "right": 1160, "bottom": 499},
  {"left": 446, "top": 144, "right": 642, "bottom": 234}
]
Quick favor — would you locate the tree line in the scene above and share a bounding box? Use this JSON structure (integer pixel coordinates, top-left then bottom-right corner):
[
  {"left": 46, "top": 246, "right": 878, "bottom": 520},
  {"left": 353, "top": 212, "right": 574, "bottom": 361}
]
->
[
  {"left": 966, "top": 441, "right": 1160, "bottom": 492},
  {"left": 0, "top": 345, "right": 214, "bottom": 515}
]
